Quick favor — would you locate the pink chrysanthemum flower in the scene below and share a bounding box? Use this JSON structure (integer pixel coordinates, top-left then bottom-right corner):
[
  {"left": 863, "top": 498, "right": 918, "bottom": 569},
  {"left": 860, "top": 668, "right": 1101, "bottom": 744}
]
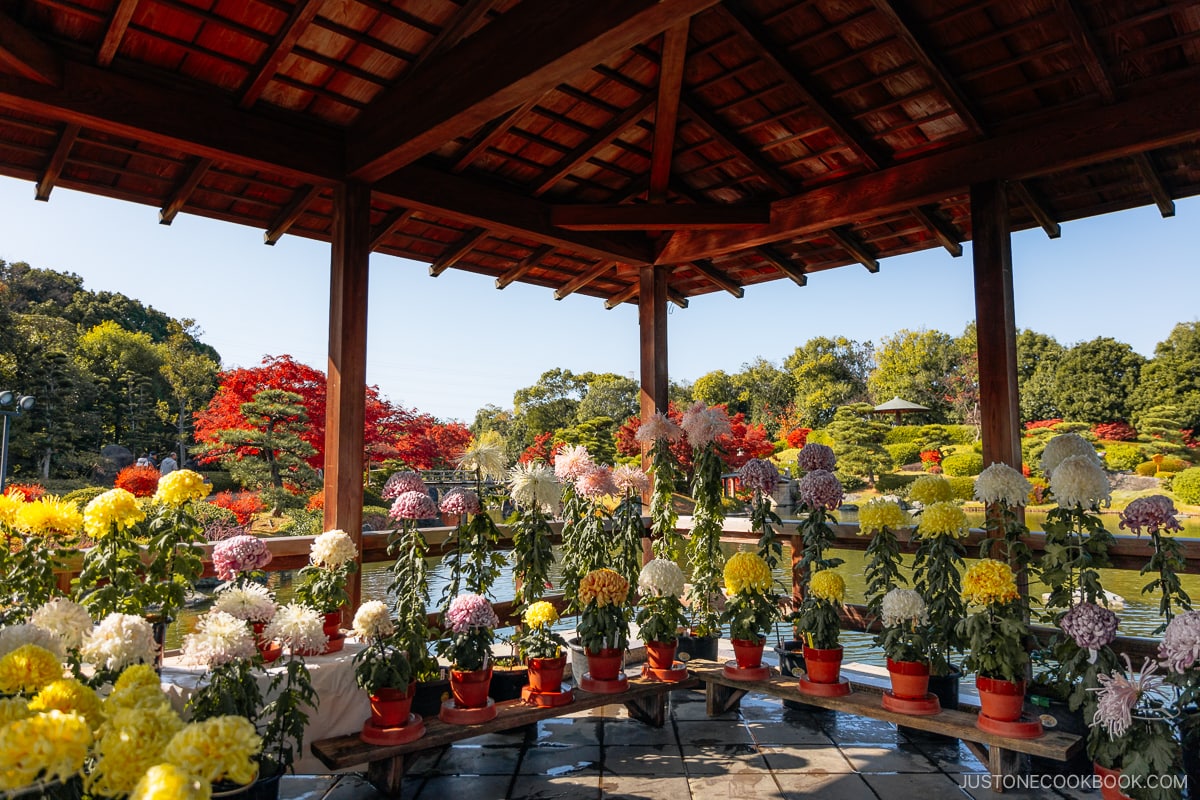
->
[
  {"left": 1119, "top": 495, "right": 1182, "bottom": 537},
  {"left": 796, "top": 443, "right": 837, "bottom": 473},
  {"left": 439, "top": 488, "right": 481, "bottom": 516},
  {"left": 612, "top": 465, "right": 650, "bottom": 496},
  {"left": 576, "top": 465, "right": 618, "bottom": 500},
  {"left": 382, "top": 471, "right": 427, "bottom": 500},
  {"left": 635, "top": 412, "right": 683, "bottom": 444},
  {"left": 798, "top": 469, "right": 843, "bottom": 510},
  {"left": 445, "top": 593, "right": 499, "bottom": 633},
  {"left": 1159, "top": 610, "right": 1200, "bottom": 674},
  {"left": 211, "top": 535, "right": 273, "bottom": 581},
  {"left": 738, "top": 459, "right": 779, "bottom": 495},
  {"left": 1088, "top": 655, "right": 1170, "bottom": 739},
  {"left": 1061, "top": 602, "right": 1119, "bottom": 652},
  {"left": 680, "top": 402, "right": 731, "bottom": 448},
  {"left": 389, "top": 490, "right": 437, "bottom": 521},
  {"left": 554, "top": 444, "right": 594, "bottom": 482}
]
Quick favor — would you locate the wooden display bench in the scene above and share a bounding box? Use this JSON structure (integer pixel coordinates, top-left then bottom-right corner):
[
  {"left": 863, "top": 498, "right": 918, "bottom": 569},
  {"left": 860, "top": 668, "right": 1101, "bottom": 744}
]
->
[
  {"left": 311, "top": 675, "right": 700, "bottom": 796},
  {"left": 685, "top": 659, "right": 1083, "bottom": 790}
]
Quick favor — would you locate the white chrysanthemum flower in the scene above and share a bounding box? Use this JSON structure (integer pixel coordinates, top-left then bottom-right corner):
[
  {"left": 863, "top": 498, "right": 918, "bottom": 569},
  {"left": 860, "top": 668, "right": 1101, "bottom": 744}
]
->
[
  {"left": 638, "top": 558, "right": 686, "bottom": 598},
  {"left": 680, "top": 402, "right": 731, "bottom": 448},
  {"left": 262, "top": 603, "right": 327, "bottom": 654},
  {"left": 29, "top": 598, "right": 93, "bottom": 651},
  {"left": 1051, "top": 454, "right": 1112, "bottom": 510},
  {"left": 351, "top": 600, "right": 395, "bottom": 641},
  {"left": 880, "top": 588, "right": 929, "bottom": 628},
  {"left": 81, "top": 613, "right": 156, "bottom": 672},
  {"left": 508, "top": 462, "right": 561, "bottom": 513},
  {"left": 212, "top": 583, "right": 276, "bottom": 624},
  {"left": 458, "top": 435, "right": 508, "bottom": 481},
  {"left": 0, "top": 622, "right": 66, "bottom": 659},
  {"left": 974, "top": 462, "right": 1032, "bottom": 507},
  {"left": 635, "top": 412, "right": 683, "bottom": 443},
  {"left": 310, "top": 529, "right": 356, "bottom": 569},
  {"left": 1041, "top": 433, "right": 1101, "bottom": 476},
  {"left": 181, "top": 611, "right": 256, "bottom": 667},
  {"left": 612, "top": 464, "right": 650, "bottom": 496},
  {"left": 553, "top": 444, "right": 593, "bottom": 482}
]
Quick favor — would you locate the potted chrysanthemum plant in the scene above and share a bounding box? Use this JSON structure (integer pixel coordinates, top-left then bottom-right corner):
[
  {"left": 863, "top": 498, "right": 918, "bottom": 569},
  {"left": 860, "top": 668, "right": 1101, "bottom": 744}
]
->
[
  {"left": 635, "top": 410, "right": 686, "bottom": 562},
  {"left": 576, "top": 568, "right": 631, "bottom": 689},
  {"left": 181, "top": 608, "right": 264, "bottom": 729},
  {"left": 386, "top": 483, "right": 439, "bottom": 681},
  {"left": 508, "top": 462, "right": 560, "bottom": 612},
  {"left": 795, "top": 445, "right": 845, "bottom": 595},
  {"left": 75, "top": 488, "right": 148, "bottom": 618},
  {"left": 80, "top": 611, "right": 158, "bottom": 687},
  {"left": 1119, "top": 495, "right": 1190, "bottom": 631},
  {"left": 910, "top": 486, "right": 969, "bottom": 704},
  {"left": 566, "top": 463, "right": 618, "bottom": 610},
  {"left": 554, "top": 443, "right": 595, "bottom": 608},
  {"left": 795, "top": 568, "right": 847, "bottom": 689},
  {"left": 438, "top": 486, "right": 504, "bottom": 609},
  {"left": 516, "top": 600, "right": 568, "bottom": 695},
  {"left": 858, "top": 497, "right": 911, "bottom": 617},
  {"left": 635, "top": 558, "right": 688, "bottom": 673},
  {"left": 958, "top": 559, "right": 1034, "bottom": 730},
  {"left": 680, "top": 402, "right": 731, "bottom": 659},
  {"left": 212, "top": 581, "right": 279, "bottom": 662},
  {"left": 974, "top": 462, "right": 1034, "bottom": 575},
  {"left": 1161, "top": 610, "right": 1200, "bottom": 792},
  {"left": 256, "top": 602, "right": 322, "bottom": 776},
  {"left": 143, "top": 469, "right": 211, "bottom": 631},
  {"left": 720, "top": 551, "right": 778, "bottom": 673},
  {"left": 351, "top": 600, "right": 415, "bottom": 731},
  {"left": 611, "top": 464, "right": 650, "bottom": 591},
  {"left": 877, "top": 588, "right": 933, "bottom": 703},
  {"left": 211, "top": 533, "right": 274, "bottom": 589},
  {"left": 293, "top": 529, "right": 358, "bottom": 654},
  {"left": 3, "top": 492, "right": 83, "bottom": 623},
  {"left": 438, "top": 593, "right": 500, "bottom": 714},
  {"left": 739, "top": 458, "right": 783, "bottom": 570}
]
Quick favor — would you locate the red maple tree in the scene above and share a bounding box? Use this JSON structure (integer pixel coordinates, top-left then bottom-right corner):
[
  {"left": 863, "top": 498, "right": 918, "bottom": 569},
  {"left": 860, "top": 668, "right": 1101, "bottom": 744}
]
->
[
  {"left": 616, "top": 403, "right": 773, "bottom": 472},
  {"left": 519, "top": 431, "right": 556, "bottom": 465}
]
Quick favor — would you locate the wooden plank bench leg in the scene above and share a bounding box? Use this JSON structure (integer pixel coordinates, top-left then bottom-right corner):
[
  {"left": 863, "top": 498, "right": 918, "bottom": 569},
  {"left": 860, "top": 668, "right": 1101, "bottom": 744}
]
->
[
  {"left": 706, "top": 681, "right": 747, "bottom": 716},
  {"left": 366, "top": 754, "right": 407, "bottom": 798},
  {"left": 962, "top": 741, "right": 1022, "bottom": 794},
  {"left": 625, "top": 692, "right": 667, "bottom": 727}
]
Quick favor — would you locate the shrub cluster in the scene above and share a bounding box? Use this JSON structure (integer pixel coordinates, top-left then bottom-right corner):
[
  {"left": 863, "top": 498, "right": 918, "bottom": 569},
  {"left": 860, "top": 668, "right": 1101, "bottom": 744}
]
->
[
  {"left": 1092, "top": 421, "right": 1137, "bottom": 441},
  {"left": 946, "top": 476, "right": 977, "bottom": 501},
  {"left": 209, "top": 490, "right": 264, "bottom": 526},
  {"left": 885, "top": 442, "right": 921, "bottom": 467},
  {"left": 114, "top": 465, "right": 160, "bottom": 497},
  {"left": 942, "top": 452, "right": 984, "bottom": 477},
  {"left": 1174, "top": 467, "right": 1200, "bottom": 505},
  {"left": 1103, "top": 442, "right": 1144, "bottom": 471}
]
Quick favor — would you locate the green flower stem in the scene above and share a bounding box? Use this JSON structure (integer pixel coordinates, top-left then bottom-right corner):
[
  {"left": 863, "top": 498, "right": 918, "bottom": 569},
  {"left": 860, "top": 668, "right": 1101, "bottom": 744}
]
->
[
  {"left": 797, "top": 506, "right": 843, "bottom": 596},
  {"left": 750, "top": 493, "right": 783, "bottom": 573},
  {"left": 686, "top": 442, "right": 724, "bottom": 637},
  {"left": 912, "top": 534, "right": 965, "bottom": 676},
  {"left": 648, "top": 439, "right": 684, "bottom": 562},
  {"left": 511, "top": 504, "right": 555, "bottom": 612},
  {"left": 1142, "top": 530, "right": 1192, "bottom": 632},
  {"left": 387, "top": 519, "right": 434, "bottom": 674},
  {"left": 863, "top": 524, "right": 906, "bottom": 617}
]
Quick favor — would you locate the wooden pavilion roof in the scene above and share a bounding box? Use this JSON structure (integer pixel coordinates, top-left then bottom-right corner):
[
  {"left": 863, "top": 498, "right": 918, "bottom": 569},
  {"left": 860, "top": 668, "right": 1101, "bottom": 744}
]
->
[{"left": 2, "top": 0, "right": 1199, "bottom": 306}]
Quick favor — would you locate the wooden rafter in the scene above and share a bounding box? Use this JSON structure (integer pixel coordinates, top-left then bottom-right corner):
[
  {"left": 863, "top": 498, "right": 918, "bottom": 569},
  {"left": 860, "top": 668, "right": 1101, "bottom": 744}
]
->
[
  {"left": 689, "top": 259, "right": 744, "bottom": 297},
  {"left": 453, "top": 95, "right": 545, "bottom": 173},
  {"left": 827, "top": 227, "right": 879, "bottom": 273},
  {"left": 910, "top": 205, "right": 963, "bottom": 257},
  {"left": 1055, "top": 0, "right": 1115, "bottom": 103},
  {"left": 657, "top": 79, "right": 1200, "bottom": 263},
  {"left": 374, "top": 165, "right": 653, "bottom": 265},
  {"left": 159, "top": 156, "right": 212, "bottom": 225},
  {"left": 1010, "top": 180, "right": 1061, "bottom": 239},
  {"left": 533, "top": 97, "right": 653, "bottom": 196},
  {"left": 551, "top": 203, "right": 769, "bottom": 230},
  {"left": 495, "top": 244, "right": 555, "bottom": 289},
  {"left": 409, "top": 0, "right": 498, "bottom": 74},
  {"left": 239, "top": 0, "right": 324, "bottom": 109},
  {"left": 1132, "top": 152, "right": 1175, "bottom": 218},
  {"left": 650, "top": 21, "right": 689, "bottom": 201},
  {"left": 264, "top": 185, "right": 322, "bottom": 245},
  {"left": 716, "top": 4, "right": 881, "bottom": 170},
  {"left": 680, "top": 98, "right": 795, "bottom": 195},
  {"left": 34, "top": 122, "right": 78, "bottom": 201},
  {"left": 604, "top": 282, "right": 641, "bottom": 309},
  {"left": 0, "top": 10, "right": 61, "bottom": 85},
  {"left": 554, "top": 261, "right": 616, "bottom": 300},
  {"left": 667, "top": 288, "right": 688, "bottom": 308},
  {"left": 429, "top": 228, "right": 489, "bottom": 277},
  {"left": 347, "top": 0, "right": 722, "bottom": 181},
  {"left": 369, "top": 208, "right": 414, "bottom": 250},
  {"left": 96, "top": 0, "right": 140, "bottom": 68},
  {"left": 755, "top": 244, "right": 807, "bottom": 287}
]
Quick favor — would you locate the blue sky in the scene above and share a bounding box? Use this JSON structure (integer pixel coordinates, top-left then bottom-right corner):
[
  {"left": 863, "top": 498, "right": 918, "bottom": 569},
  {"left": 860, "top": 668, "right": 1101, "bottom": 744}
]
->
[{"left": 1, "top": 175, "right": 1197, "bottom": 423}]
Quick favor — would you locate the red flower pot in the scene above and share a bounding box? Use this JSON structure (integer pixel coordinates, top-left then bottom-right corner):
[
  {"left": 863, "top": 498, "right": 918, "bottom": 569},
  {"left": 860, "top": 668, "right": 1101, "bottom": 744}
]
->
[
  {"left": 527, "top": 656, "right": 566, "bottom": 693},
  {"left": 1094, "top": 763, "right": 1135, "bottom": 800},
  {"left": 886, "top": 658, "right": 931, "bottom": 700},
  {"left": 369, "top": 683, "right": 416, "bottom": 727},
  {"left": 731, "top": 637, "right": 766, "bottom": 669},
  {"left": 645, "top": 640, "right": 678, "bottom": 670},
  {"left": 450, "top": 666, "right": 492, "bottom": 709},
  {"left": 802, "top": 645, "right": 844, "bottom": 684},
  {"left": 323, "top": 610, "right": 343, "bottom": 638},
  {"left": 585, "top": 648, "right": 624, "bottom": 681},
  {"left": 976, "top": 675, "right": 1026, "bottom": 722}
]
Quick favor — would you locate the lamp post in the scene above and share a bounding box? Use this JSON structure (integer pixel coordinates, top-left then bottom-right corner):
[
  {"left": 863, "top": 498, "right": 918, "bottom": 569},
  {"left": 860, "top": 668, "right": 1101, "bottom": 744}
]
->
[{"left": 0, "top": 391, "right": 35, "bottom": 493}]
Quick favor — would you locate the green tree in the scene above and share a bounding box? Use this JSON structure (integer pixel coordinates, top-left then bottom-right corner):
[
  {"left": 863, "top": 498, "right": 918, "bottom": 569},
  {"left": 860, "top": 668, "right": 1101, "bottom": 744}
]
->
[
  {"left": 75, "top": 320, "right": 169, "bottom": 454},
  {"left": 1053, "top": 337, "right": 1145, "bottom": 424},
  {"left": 555, "top": 417, "right": 616, "bottom": 466},
  {"left": 824, "top": 403, "right": 890, "bottom": 488},
  {"left": 1130, "top": 322, "right": 1200, "bottom": 433},
  {"left": 157, "top": 321, "right": 220, "bottom": 464},
  {"left": 1133, "top": 404, "right": 1192, "bottom": 459},
  {"left": 513, "top": 368, "right": 588, "bottom": 441},
  {"left": 692, "top": 369, "right": 740, "bottom": 411},
  {"left": 783, "top": 336, "right": 873, "bottom": 428},
  {"left": 1016, "top": 329, "right": 1064, "bottom": 422},
  {"left": 732, "top": 358, "right": 795, "bottom": 435},
  {"left": 868, "top": 329, "right": 959, "bottom": 420},
  {"left": 576, "top": 373, "right": 639, "bottom": 425},
  {"left": 471, "top": 404, "right": 528, "bottom": 463}
]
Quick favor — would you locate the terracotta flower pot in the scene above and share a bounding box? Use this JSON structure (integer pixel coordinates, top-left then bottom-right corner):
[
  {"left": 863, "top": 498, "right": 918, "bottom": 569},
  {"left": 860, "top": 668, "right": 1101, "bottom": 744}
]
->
[
  {"left": 585, "top": 648, "right": 624, "bottom": 681},
  {"left": 1094, "top": 762, "right": 1135, "bottom": 800},
  {"left": 802, "top": 645, "right": 844, "bottom": 684},
  {"left": 886, "top": 658, "right": 931, "bottom": 700},
  {"left": 976, "top": 675, "right": 1026, "bottom": 722},
  {"left": 322, "top": 610, "right": 343, "bottom": 638},
  {"left": 731, "top": 637, "right": 766, "bottom": 669},
  {"left": 527, "top": 656, "right": 566, "bottom": 693},
  {"left": 369, "top": 683, "right": 416, "bottom": 727},
  {"left": 645, "top": 640, "right": 678, "bottom": 670},
  {"left": 251, "top": 623, "right": 282, "bottom": 664},
  {"left": 450, "top": 666, "right": 492, "bottom": 709}
]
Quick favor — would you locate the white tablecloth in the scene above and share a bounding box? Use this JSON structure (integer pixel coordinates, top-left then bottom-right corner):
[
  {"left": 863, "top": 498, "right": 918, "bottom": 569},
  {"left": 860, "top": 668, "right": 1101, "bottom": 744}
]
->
[{"left": 161, "top": 643, "right": 372, "bottom": 775}]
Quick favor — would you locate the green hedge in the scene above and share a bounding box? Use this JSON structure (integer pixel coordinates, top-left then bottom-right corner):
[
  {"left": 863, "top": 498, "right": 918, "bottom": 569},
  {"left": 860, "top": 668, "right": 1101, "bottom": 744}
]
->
[
  {"left": 877, "top": 473, "right": 919, "bottom": 493},
  {"left": 62, "top": 486, "right": 106, "bottom": 507},
  {"left": 1103, "top": 442, "right": 1145, "bottom": 472},
  {"left": 806, "top": 430, "right": 833, "bottom": 446},
  {"left": 947, "top": 476, "right": 976, "bottom": 501},
  {"left": 1158, "top": 456, "right": 1191, "bottom": 473},
  {"left": 884, "top": 442, "right": 921, "bottom": 468},
  {"left": 942, "top": 452, "right": 984, "bottom": 477},
  {"left": 195, "top": 501, "right": 237, "bottom": 527},
  {"left": 1174, "top": 467, "right": 1200, "bottom": 505},
  {"left": 198, "top": 469, "right": 239, "bottom": 493},
  {"left": 1135, "top": 462, "right": 1159, "bottom": 477},
  {"left": 884, "top": 425, "right": 924, "bottom": 444}
]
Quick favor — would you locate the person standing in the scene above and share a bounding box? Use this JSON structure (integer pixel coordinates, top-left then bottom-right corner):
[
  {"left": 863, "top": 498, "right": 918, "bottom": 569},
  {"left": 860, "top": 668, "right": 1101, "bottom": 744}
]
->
[{"left": 159, "top": 453, "right": 178, "bottom": 475}]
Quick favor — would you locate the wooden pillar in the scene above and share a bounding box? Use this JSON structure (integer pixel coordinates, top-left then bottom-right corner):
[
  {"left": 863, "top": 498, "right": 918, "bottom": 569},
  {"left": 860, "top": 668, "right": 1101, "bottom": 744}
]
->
[
  {"left": 324, "top": 181, "right": 371, "bottom": 614},
  {"left": 971, "top": 180, "right": 1021, "bottom": 471},
  {"left": 638, "top": 265, "right": 668, "bottom": 562}
]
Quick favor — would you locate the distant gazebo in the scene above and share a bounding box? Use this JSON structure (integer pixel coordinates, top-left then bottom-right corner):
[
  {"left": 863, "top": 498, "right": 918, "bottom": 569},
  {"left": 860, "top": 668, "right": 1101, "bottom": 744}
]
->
[{"left": 872, "top": 397, "right": 931, "bottom": 425}]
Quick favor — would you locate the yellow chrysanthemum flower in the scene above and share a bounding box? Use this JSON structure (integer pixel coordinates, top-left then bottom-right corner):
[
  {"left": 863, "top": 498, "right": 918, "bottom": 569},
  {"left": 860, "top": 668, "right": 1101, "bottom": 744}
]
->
[
  {"left": 152, "top": 469, "right": 211, "bottom": 507},
  {"left": 0, "top": 644, "right": 63, "bottom": 695},
  {"left": 916, "top": 501, "right": 969, "bottom": 539},
  {"left": 962, "top": 559, "right": 1020, "bottom": 606},
  {"left": 523, "top": 600, "right": 559, "bottom": 629},
  {"left": 29, "top": 678, "right": 104, "bottom": 730},
  {"left": 104, "top": 664, "right": 170, "bottom": 714},
  {"left": 0, "top": 492, "right": 24, "bottom": 527},
  {"left": 578, "top": 568, "right": 629, "bottom": 607},
  {"left": 14, "top": 495, "right": 83, "bottom": 538},
  {"left": 0, "top": 710, "right": 92, "bottom": 792},
  {"left": 857, "top": 498, "right": 908, "bottom": 535},
  {"left": 88, "top": 704, "right": 183, "bottom": 798},
  {"left": 909, "top": 474, "right": 953, "bottom": 505},
  {"left": 83, "top": 488, "right": 146, "bottom": 540},
  {"left": 163, "top": 716, "right": 261, "bottom": 787},
  {"left": 0, "top": 698, "right": 32, "bottom": 726},
  {"left": 130, "top": 763, "right": 212, "bottom": 800},
  {"left": 723, "top": 552, "right": 773, "bottom": 595},
  {"left": 808, "top": 570, "right": 846, "bottom": 603}
]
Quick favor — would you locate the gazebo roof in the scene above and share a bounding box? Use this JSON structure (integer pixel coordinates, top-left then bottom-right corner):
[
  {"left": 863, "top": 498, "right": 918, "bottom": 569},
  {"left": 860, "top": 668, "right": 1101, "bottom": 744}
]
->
[
  {"left": 2, "top": 0, "right": 1198, "bottom": 306},
  {"left": 872, "top": 397, "right": 930, "bottom": 413}
]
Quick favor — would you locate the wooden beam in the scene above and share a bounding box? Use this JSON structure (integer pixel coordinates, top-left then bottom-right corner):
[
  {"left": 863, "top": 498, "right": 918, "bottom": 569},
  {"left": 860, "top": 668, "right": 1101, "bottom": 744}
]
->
[
  {"left": 96, "top": 0, "right": 140, "bottom": 68},
  {"left": 755, "top": 244, "right": 807, "bottom": 287},
  {"left": 1055, "top": 0, "right": 1116, "bottom": 103},
  {"left": 429, "top": 228, "right": 489, "bottom": 277},
  {"left": 495, "top": 244, "right": 555, "bottom": 289},
  {"left": 649, "top": 21, "right": 689, "bottom": 201},
  {"left": 554, "top": 261, "right": 615, "bottom": 300},
  {"left": 324, "top": 181, "right": 371, "bottom": 614},
  {"left": 551, "top": 203, "right": 769, "bottom": 231},
  {"left": 374, "top": 165, "right": 653, "bottom": 264},
  {"left": 158, "top": 156, "right": 212, "bottom": 225},
  {"left": 34, "top": 122, "right": 79, "bottom": 201},
  {"left": 680, "top": 98, "right": 795, "bottom": 195},
  {"left": 409, "top": 0, "right": 498, "bottom": 73},
  {"left": 911, "top": 205, "right": 963, "bottom": 257},
  {"left": 971, "top": 181, "right": 1021, "bottom": 471},
  {"left": 639, "top": 265, "right": 669, "bottom": 443},
  {"left": 826, "top": 227, "right": 879, "bottom": 273},
  {"left": 0, "top": 57, "right": 343, "bottom": 184},
  {"left": 369, "top": 208, "right": 414, "bottom": 250},
  {"left": 347, "top": 0, "right": 722, "bottom": 181},
  {"left": 1011, "top": 180, "right": 1060, "bottom": 239},
  {"left": 605, "top": 282, "right": 641, "bottom": 309},
  {"left": 667, "top": 288, "right": 688, "bottom": 308},
  {"left": 657, "top": 79, "right": 1200, "bottom": 263},
  {"left": 689, "top": 259, "right": 744, "bottom": 298},
  {"left": 239, "top": 0, "right": 324, "bottom": 109},
  {"left": 264, "top": 184, "right": 323, "bottom": 245},
  {"left": 533, "top": 97, "right": 653, "bottom": 196},
  {"left": 1133, "top": 152, "right": 1175, "bottom": 218},
  {"left": 452, "top": 95, "right": 545, "bottom": 173},
  {"left": 0, "top": 10, "right": 61, "bottom": 85}
]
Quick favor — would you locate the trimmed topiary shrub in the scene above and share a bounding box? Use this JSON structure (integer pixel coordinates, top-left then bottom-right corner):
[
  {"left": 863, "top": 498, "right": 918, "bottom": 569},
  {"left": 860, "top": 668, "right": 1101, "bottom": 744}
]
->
[
  {"left": 947, "top": 425, "right": 978, "bottom": 445},
  {"left": 885, "top": 442, "right": 921, "bottom": 467},
  {"left": 1157, "top": 455, "right": 1190, "bottom": 473},
  {"left": 1173, "top": 467, "right": 1200, "bottom": 505},
  {"left": 1103, "top": 442, "right": 1144, "bottom": 471},
  {"left": 1135, "top": 462, "right": 1159, "bottom": 477},
  {"left": 884, "top": 425, "right": 923, "bottom": 444},
  {"left": 877, "top": 473, "right": 918, "bottom": 493},
  {"left": 942, "top": 452, "right": 984, "bottom": 477},
  {"left": 194, "top": 501, "right": 238, "bottom": 527},
  {"left": 806, "top": 429, "right": 833, "bottom": 446},
  {"left": 947, "top": 476, "right": 976, "bottom": 501},
  {"left": 63, "top": 486, "right": 107, "bottom": 507},
  {"left": 198, "top": 469, "right": 239, "bottom": 493},
  {"left": 362, "top": 505, "right": 391, "bottom": 531}
]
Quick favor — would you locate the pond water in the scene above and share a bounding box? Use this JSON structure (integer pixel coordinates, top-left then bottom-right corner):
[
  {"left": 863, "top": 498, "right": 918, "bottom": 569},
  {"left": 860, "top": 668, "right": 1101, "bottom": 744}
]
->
[{"left": 838, "top": 507, "right": 1200, "bottom": 539}]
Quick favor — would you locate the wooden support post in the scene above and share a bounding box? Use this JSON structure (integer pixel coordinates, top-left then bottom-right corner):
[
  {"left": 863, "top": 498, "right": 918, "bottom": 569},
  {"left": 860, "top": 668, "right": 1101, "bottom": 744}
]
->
[
  {"left": 324, "top": 181, "right": 370, "bottom": 616},
  {"left": 639, "top": 265, "right": 668, "bottom": 562}
]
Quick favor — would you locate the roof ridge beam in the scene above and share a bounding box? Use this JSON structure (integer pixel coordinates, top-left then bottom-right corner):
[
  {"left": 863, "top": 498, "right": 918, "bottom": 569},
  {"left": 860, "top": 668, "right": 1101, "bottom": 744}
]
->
[
  {"left": 0, "top": 10, "right": 62, "bottom": 85},
  {"left": 409, "top": 0, "right": 498, "bottom": 74},
  {"left": 680, "top": 98, "right": 795, "bottom": 195}
]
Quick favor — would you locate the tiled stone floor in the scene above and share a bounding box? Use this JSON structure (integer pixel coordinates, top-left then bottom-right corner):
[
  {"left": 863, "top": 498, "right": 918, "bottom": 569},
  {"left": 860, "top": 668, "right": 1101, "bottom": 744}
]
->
[{"left": 279, "top": 688, "right": 1099, "bottom": 800}]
